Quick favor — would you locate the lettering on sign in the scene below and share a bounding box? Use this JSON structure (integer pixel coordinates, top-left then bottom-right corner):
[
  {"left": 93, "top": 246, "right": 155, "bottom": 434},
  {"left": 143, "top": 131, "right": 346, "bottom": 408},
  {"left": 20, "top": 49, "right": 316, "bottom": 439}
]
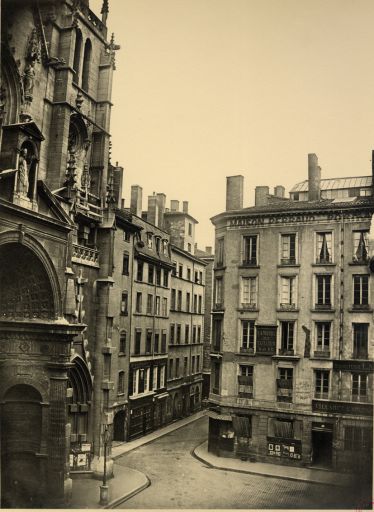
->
[
  {"left": 332, "top": 360, "right": 374, "bottom": 373},
  {"left": 267, "top": 436, "right": 302, "bottom": 460},
  {"left": 312, "top": 399, "right": 373, "bottom": 417},
  {"left": 256, "top": 326, "right": 277, "bottom": 355}
]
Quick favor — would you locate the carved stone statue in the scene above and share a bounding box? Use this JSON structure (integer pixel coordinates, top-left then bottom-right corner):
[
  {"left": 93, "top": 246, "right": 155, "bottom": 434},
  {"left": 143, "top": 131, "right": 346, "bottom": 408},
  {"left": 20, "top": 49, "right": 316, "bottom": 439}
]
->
[
  {"left": 23, "top": 63, "right": 36, "bottom": 101},
  {"left": 17, "top": 148, "right": 29, "bottom": 197}
]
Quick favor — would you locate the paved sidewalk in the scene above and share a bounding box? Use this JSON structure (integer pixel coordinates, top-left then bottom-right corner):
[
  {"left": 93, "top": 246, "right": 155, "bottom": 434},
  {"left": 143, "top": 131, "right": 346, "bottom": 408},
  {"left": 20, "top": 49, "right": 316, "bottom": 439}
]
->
[
  {"left": 70, "top": 410, "right": 206, "bottom": 508},
  {"left": 194, "top": 440, "right": 355, "bottom": 487},
  {"left": 71, "top": 464, "right": 149, "bottom": 509},
  {"left": 112, "top": 409, "right": 207, "bottom": 459}
]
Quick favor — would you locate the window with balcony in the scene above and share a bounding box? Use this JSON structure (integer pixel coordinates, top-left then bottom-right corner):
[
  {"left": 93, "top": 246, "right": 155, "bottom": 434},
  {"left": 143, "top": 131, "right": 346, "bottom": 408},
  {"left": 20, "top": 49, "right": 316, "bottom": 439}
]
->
[
  {"left": 280, "top": 321, "right": 294, "bottom": 355},
  {"left": 134, "top": 329, "right": 141, "bottom": 355},
  {"left": 314, "top": 370, "right": 329, "bottom": 399},
  {"left": 353, "top": 323, "right": 368, "bottom": 359},
  {"left": 148, "top": 264, "right": 154, "bottom": 284},
  {"left": 212, "top": 318, "right": 222, "bottom": 352},
  {"left": 279, "top": 276, "right": 296, "bottom": 309},
  {"left": 238, "top": 365, "right": 253, "bottom": 398},
  {"left": 352, "top": 373, "right": 368, "bottom": 402},
  {"left": 216, "top": 237, "right": 224, "bottom": 267},
  {"left": 352, "top": 230, "right": 369, "bottom": 263},
  {"left": 353, "top": 275, "right": 369, "bottom": 308},
  {"left": 243, "top": 235, "right": 258, "bottom": 265},
  {"left": 147, "top": 294, "right": 153, "bottom": 315},
  {"left": 122, "top": 253, "right": 129, "bottom": 275},
  {"left": 277, "top": 368, "right": 293, "bottom": 402},
  {"left": 344, "top": 426, "right": 373, "bottom": 451},
  {"left": 241, "top": 320, "right": 255, "bottom": 353},
  {"left": 215, "top": 277, "right": 223, "bottom": 308},
  {"left": 280, "top": 233, "right": 296, "bottom": 264},
  {"left": 118, "top": 371, "right": 125, "bottom": 395},
  {"left": 315, "top": 275, "right": 332, "bottom": 309},
  {"left": 137, "top": 261, "right": 143, "bottom": 281},
  {"left": 120, "top": 291, "right": 128, "bottom": 315},
  {"left": 135, "top": 292, "right": 142, "bottom": 314},
  {"left": 146, "top": 330, "right": 152, "bottom": 354},
  {"left": 241, "top": 277, "right": 257, "bottom": 308},
  {"left": 316, "top": 232, "right": 333, "bottom": 263},
  {"left": 315, "top": 322, "right": 331, "bottom": 356}
]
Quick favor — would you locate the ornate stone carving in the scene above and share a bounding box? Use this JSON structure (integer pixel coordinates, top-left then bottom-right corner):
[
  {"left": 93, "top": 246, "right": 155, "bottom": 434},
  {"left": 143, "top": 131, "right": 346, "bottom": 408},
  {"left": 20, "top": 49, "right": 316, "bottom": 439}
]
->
[
  {"left": 106, "top": 33, "right": 120, "bottom": 70},
  {"left": 17, "top": 147, "right": 29, "bottom": 197}
]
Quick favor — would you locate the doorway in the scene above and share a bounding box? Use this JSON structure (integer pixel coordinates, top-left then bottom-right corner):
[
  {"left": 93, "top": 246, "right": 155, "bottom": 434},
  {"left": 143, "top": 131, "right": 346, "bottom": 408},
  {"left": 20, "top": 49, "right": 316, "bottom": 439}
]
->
[
  {"left": 312, "top": 427, "right": 333, "bottom": 468},
  {"left": 113, "top": 410, "right": 126, "bottom": 442}
]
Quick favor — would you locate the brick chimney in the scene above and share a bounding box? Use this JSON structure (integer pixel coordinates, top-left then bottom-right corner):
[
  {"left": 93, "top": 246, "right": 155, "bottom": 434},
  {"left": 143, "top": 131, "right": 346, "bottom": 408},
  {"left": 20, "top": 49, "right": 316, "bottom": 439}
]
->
[
  {"left": 156, "top": 193, "right": 166, "bottom": 229},
  {"left": 226, "top": 175, "right": 244, "bottom": 211},
  {"left": 130, "top": 185, "right": 142, "bottom": 216},
  {"left": 255, "top": 186, "right": 269, "bottom": 206},
  {"left": 308, "top": 153, "right": 321, "bottom": 201},
  {"left": 205, "top": 246, "right": 212, "bottom": 255},
  {"left": 147, "top": 193, "right": 159, "bottom": 227},
  {"left": 170, "top": 200, "right": 179, "bottom": 212},
  {"left": 183, "top": 201, "right": 189, "bottom": 213}
]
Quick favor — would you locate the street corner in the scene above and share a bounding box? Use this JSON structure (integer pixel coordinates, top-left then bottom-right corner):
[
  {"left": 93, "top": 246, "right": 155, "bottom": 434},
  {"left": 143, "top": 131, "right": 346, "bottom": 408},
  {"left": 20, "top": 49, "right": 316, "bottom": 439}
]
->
[{"left": 105, "top": 464, "right": 151, "bottom": 509}]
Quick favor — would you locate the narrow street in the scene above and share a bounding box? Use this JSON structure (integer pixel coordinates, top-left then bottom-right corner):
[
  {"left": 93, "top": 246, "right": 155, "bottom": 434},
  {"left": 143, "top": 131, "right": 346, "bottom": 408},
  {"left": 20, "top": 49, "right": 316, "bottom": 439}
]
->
[{"left": 115, "top": 416, "right": 367, "bottom": 509}]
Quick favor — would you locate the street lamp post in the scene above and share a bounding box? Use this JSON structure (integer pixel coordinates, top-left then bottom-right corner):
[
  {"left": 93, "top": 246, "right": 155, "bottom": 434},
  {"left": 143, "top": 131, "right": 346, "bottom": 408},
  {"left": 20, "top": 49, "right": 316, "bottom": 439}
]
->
[{"left": 99, "top": 425, "right": 111, "bottom": 505}]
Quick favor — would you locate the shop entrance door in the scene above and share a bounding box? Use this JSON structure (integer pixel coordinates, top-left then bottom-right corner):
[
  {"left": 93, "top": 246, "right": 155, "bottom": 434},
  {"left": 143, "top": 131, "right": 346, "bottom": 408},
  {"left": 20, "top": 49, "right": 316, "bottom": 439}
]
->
[{"left": 312, "top": 425, "right": 333, "bottom": 468}]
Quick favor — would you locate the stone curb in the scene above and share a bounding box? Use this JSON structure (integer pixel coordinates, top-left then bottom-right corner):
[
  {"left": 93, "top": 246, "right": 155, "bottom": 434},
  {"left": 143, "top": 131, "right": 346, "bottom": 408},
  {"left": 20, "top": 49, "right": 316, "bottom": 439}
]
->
[
  {"left": 192, "top": 441, "right": 350, "bottom": 488},
  {"left": 104, "top": 475, "right": 151, "bottom": 509}
]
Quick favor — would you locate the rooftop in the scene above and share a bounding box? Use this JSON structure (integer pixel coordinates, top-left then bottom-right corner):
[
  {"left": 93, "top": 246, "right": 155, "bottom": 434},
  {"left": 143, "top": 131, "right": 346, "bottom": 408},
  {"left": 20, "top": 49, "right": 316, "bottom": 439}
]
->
[{"left": 290, "top": 176, "right": 372, "bottom": 193}]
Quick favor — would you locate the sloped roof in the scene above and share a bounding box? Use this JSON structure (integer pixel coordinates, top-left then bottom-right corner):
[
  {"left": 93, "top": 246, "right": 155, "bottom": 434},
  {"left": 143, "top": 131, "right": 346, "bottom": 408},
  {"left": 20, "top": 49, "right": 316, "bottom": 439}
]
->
[{"left": 290, "top": 176, "right": 372, "bottom": 193}]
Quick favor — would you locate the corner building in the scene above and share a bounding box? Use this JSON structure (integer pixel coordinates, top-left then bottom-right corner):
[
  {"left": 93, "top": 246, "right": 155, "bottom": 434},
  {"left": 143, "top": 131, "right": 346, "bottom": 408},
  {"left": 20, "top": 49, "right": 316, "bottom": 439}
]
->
[{"left": 208, "top": 154, "right": 373, "bottom": 477}]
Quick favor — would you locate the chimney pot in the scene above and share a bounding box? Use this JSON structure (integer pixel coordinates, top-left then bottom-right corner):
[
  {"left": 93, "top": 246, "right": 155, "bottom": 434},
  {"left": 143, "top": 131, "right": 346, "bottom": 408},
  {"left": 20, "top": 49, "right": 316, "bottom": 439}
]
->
[
  {"left": 170, "top": 200, "right": 179, "bottom": 212},
  {"left": 274, "top": 185, "right": 285, "bottom": 198},
  {"left": 156, "top": 193, "right": 166, "bottom": 229},
  {"left": 130, "top": 185, "right": 143, "bottom": 216},
  {"left": 147, "top": 195, "right": 159, "bottom": 227}
]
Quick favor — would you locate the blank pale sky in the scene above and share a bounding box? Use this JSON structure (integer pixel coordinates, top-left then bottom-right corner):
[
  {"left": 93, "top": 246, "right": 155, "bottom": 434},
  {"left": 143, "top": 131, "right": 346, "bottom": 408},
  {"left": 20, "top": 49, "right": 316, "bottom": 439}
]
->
[{"left": 91, "top": 0, "right": 374, "bottom": 248}]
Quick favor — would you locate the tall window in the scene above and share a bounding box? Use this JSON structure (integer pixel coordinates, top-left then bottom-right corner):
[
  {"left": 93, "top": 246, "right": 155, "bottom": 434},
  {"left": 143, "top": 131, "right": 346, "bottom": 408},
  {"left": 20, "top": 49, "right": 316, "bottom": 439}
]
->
[
  {"left": 344, "top": 426, "right": 372, "bottom": 451},
  {"left": 352, "top": 373, "right": 368, "bottom": 402},
  {"left": 171, "top": 289, "right": 176, "bottom": 310},
  {"left": 160, "top": 366, "right": 166, "bottom": 387},
  {"left": 212, "top": 362, "right": 221, "bottom": 394},
  {"left": 192, "top": 325, "right": 197, "bottom": 343},
  {"left": 277, "top": 368, "right": 293, "bottom": 402},
  {"left": 352, "top": 231, "right": 369, "bottom": 263},
  {"left": 176, "top": 324, "right": 181, "bottom": 344},
  {"left": 316, "top": 232, "right": 332, "bottom": 263},
  {"left": 148, "top": 265, "right": 154, "bottom": 284},
  {"left": 156, "top": 268, "right": 161, "bottom": 286},
  {"left": 193, "top": 294, "right": 197, "bottom": 313},
  {"left": 153, "top": 367, "right": 158, "bottom": 390},
  {"left": 81, "top": 38, "right": 92, "bottom": 92},
  {"left": 315, "top": 370, "right": 329, "bottom": 399},
  {"left": 280, "top": 321, "right": 294, "bottom": 354},
  {"left": 238, "top": 365, "right": 253, "bottom": 398},
  {"left": 188, "top": 223, "right": 192, "bottom": 236},
  {"left": 187, "top": 268, "right": 191, "bottom": 281},
  {"left": 147, "top": 294, "right": 153, "bottom": 315},
  {"left": 146, "top": 330, "right": 152, "bottom": 354},
  {"left": 216, "top": 238, "right": 224, "bottom": 266},
  {"left": 280, "top": 276, "right": 296, "bottom": 308},
  {"left": 154, "top": 332, "right": 160, "bottom": 353},
  {"left": 191, "top": 356, "right": 195, "bottom": 374},
  {"left": 162, "top": 297, "right": 168, "bottom": 316},
  {"left": 315, "top": 322, "right": 331, "bottom": 353},
  {"left": 135, "top": 292, "right": 142, "bottom": 314},
  {"left": 243, "top": 235, "right": 258, "bottom": 265},
  {"left": 241, "top": 320, "right": 255, "bottom": 351},
  {"left": 161, "top": 331, "right": 167, "bottom": 353},
  {"left": 197, "top": 325, "right": 201, "bottom": 342},
  {"left": 147, "top": 233, "right": 153, "bottom": 249},
  {"left": 178, "top": 264, "right": 183, "bottom": 278},
  {"left": 163, "top": 269, "right": 169, "bottom": 287},
  {"left": 198, "top": 295, "right": 202, "bottom": 314},
  {"left": 170, "top": 324, "right": 175, "bottom": 344},
  {"left": 186, "top": 292, "right": 191, "bottom": 312},
  {"left": 197, "top": 355, "right": 200, "bottom": 371},
  {"left": 353, "top": 323, "right": 368, "bottom": 359},
  {"left": 155, "top": 296, "right": 160, "bottom": 316},
  {"left": 280, "top": 234, "right": 296, "bottom": 264},
  {"left": 215, "top": 277, "right": 223, "bottom": 307},
  {"left": 137, "top": 261, "right": 143, "bottom": 281},
  {"left": 177, "top": 290, "right": 182, "bottom": 311},
  {"left": 119, "top": 331, "right": 126, "bottom": 354},
  {"left": 122, "top": 253, "right": 129, "bottom": 275},
  {"left": 118, "top": 371, "right": 125, "bottom": 395},
  {"left": 184, "top": 357, "right": 188, "bottom": 376},
  {"left": 315, "top": 275, "right": 332, "bottom": 308},
  {"left": 120, "top": 291, "right": 128, "bottom": 315},
  {"left": 213, "top": 318, "right": 222, "bottom": 351},
  {"left": 185, "top": 324, "right": 190, "bottom": 343},
  {"left": 176, "top": 358, "right": 180, "bottom": 378},
  {"left": 134, "top": 330, "right": 141, "bottom": 354},
  {"left": 241, "top": 277, "right": 257, "bottom": 307},
  {"left": 168, "top": 360, "right": 173, "bottom": 379},
  {"left": 73, "top": 29, "right": 82, "bottom": 83},
  {"left": 353, "top": 275, "right": 369, "bottom": 307}
]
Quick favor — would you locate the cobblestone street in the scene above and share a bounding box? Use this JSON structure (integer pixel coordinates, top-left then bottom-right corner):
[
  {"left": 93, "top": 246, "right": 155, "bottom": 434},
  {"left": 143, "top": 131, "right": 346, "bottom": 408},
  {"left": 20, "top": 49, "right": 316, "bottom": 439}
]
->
[{"left": 115, "top": 416, "right": 370, "bottom": 509}]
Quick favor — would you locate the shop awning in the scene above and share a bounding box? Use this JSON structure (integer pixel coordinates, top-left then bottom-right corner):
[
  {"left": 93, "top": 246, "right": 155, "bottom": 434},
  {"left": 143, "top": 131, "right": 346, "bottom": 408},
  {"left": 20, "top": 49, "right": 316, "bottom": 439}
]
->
[
  {"left": 232, "top": 416, "right": 251, "bottom": 437},
  {"left": 207, "top": 410, "right": 232, "bottom": 421}
]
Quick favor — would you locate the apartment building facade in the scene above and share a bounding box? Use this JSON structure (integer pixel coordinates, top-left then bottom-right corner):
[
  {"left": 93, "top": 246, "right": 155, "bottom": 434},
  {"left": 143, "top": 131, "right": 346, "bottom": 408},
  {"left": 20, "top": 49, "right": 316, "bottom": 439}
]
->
[{"left": 208, "top": 155, "right": 373, "bottom": 477}]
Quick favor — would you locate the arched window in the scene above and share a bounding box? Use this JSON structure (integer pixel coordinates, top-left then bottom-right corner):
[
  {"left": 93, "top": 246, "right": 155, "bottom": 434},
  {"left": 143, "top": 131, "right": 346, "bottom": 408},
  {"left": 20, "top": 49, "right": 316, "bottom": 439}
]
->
[
  {"left": 81, "top": 38, "right": 92, "bottom": 92},
  {"left": 73, "top": 29, "right": 83, "bottom": 84}
]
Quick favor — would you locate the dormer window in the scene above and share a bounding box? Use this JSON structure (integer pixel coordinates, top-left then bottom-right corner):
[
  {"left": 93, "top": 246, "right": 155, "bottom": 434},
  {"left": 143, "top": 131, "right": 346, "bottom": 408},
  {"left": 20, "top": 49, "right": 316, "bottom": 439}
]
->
[
  {"left": 147, "top": 233, "right": 153, "bottom": 249},
  {"left": 155, "top": 237, "right": 161, "bottom": 253},
  {"left": 162, "top": 239, "right": 168, "bottom": 255}
]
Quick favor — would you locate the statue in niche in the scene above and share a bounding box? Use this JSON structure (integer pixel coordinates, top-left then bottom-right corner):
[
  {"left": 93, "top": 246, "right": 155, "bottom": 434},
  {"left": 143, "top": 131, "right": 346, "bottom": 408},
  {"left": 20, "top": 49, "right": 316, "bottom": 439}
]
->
[
  {"left": 17, "top": 148, "right": 29, "bottom": 197},
  {"left": 23, "top": 62, "right": 36, "bottom": 101}
]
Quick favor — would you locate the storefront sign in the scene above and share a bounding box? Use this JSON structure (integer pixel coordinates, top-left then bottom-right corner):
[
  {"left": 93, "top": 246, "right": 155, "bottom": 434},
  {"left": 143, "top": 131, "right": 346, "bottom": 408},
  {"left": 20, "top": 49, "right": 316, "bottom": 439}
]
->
[
  {"left": 256, "top": 326, "right": 277, "bottom": 355},
  {"left": 312, "top": 399, "right": 373, "bottom": 416},
  {"left": 332, "top": 360, "right": 374, "bottom": 373},
  {"left": 267, "top": 437, "right": 302, "bottom": 460}
]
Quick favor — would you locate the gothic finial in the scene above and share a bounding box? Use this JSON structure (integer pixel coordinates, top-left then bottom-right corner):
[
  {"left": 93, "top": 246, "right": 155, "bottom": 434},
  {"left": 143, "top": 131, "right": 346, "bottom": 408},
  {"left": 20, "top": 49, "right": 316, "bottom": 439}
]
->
[
  {"left": 106, "top": 33, "right": 120, "bottom": 70},
  {"left": 101, "top": 0, "right": 109, "bottom": 24},
  {"left": 106, "top": 164, "right": 116, "bottom": 206},
  {"left": 65, "top": 151, "right": 77, "bottom": 189}
]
